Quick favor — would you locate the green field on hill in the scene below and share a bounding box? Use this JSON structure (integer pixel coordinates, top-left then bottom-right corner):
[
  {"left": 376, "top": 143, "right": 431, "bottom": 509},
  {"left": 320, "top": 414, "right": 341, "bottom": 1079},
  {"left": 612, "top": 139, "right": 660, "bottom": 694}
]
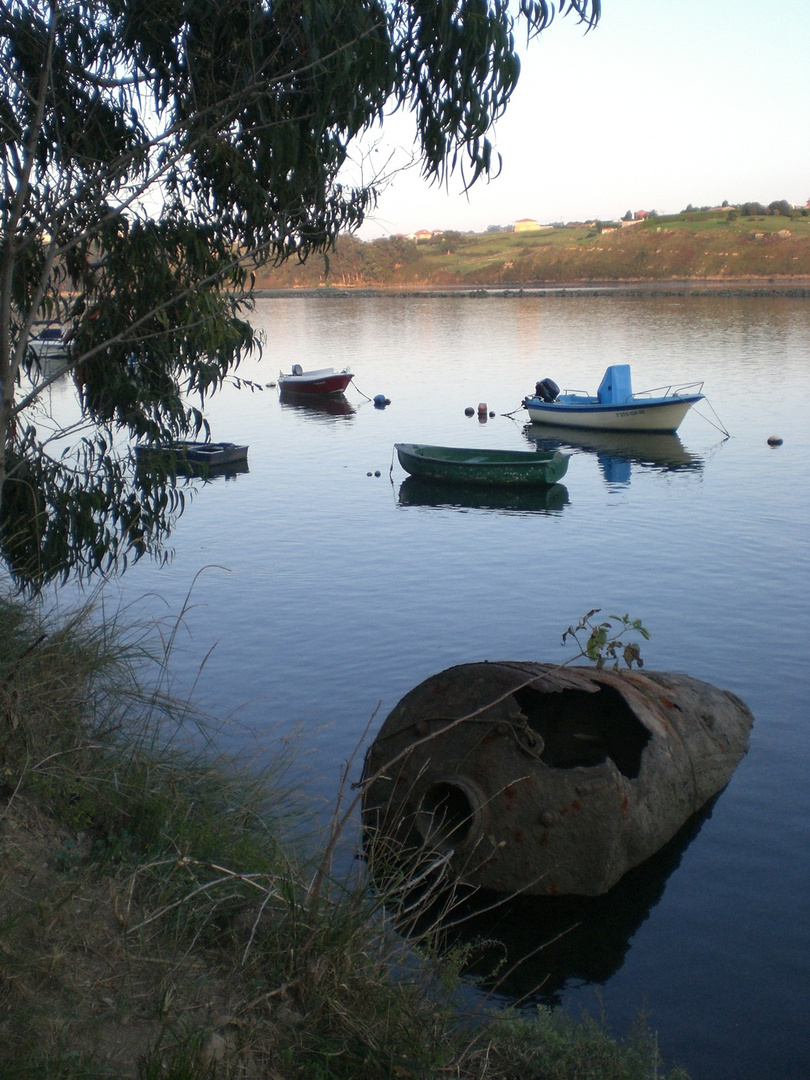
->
[{"left": 255, "top": 207, "right": 810, "bottom": 290}]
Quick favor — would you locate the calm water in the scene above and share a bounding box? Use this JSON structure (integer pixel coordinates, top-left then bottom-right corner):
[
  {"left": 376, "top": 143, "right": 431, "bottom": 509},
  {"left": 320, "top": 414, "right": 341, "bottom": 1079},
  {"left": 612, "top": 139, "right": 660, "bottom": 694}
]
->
[{"left": 40, "top": 295, "right": 810, "bottom": 1078}]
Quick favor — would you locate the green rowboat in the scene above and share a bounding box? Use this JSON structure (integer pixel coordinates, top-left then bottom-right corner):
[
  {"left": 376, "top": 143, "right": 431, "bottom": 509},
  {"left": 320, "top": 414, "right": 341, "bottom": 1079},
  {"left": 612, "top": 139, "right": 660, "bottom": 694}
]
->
[{"left": 394, "top": 443, "right": 569, "bottom": 487}]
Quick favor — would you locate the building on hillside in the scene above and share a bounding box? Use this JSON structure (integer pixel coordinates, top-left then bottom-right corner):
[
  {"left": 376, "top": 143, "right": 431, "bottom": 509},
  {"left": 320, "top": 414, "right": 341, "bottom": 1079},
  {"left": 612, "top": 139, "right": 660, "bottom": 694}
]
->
[
  {"left": 621, "top": 210, "right": 651, "bottom": 227},
  {"left": 413, "top": 230, "right": 433, "bottom": 243},
  {"left": 514, "top": 218, "right": 551, "bottom": 233}
]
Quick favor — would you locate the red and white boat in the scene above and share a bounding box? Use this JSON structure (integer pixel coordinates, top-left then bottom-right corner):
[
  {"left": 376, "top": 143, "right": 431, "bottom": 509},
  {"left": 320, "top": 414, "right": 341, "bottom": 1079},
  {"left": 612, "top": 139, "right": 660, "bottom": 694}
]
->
[{"left": 277, "top": 364, "right": 353, "bottom": 397}]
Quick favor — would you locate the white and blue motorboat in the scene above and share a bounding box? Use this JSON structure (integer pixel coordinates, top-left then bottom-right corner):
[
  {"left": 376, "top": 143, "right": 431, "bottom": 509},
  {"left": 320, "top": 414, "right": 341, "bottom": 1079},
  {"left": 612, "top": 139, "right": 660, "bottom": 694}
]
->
[
  {"left": 27, "top": 324, "right": 68, "bottom": 363},
  {"left": 522, "top": 364, "right": 704, "bottom": 433}
]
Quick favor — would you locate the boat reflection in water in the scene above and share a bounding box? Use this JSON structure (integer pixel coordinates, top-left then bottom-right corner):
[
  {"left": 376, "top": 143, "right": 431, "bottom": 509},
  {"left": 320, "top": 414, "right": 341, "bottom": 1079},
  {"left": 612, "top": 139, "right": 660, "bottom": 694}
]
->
[
  {"left": 397, "top": 476, "right": 569, "bottom": 515},
  {"left": 135, "top": 447, "right": 250, "bottom": 483},
  {"left": 523, "top": 423, "right": 704, "bottom": 487},
  {"left": 178, "top": 459, "right": 250, "bottom": 481},
  {"left": 278, "top": 390, "right": 356, "bottom": 422},
  {"left": 417, "top": 798, "right": 717, "bottom": 1008}
]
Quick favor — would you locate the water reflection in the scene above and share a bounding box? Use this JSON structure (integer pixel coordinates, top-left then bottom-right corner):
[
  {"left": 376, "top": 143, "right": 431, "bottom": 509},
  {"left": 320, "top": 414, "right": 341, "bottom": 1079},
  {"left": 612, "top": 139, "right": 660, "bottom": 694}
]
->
[
  {"left": 432, "top": 799, "right": 716, "bottom": 1008},
  {"left": 174, "top": 459, "right": 250, "bottom": 481},
  {"left": 522, "top": 423, "right": 704, "bottom": 486},
  {"left": 28, "top": 350, "right": 71, "bottom": 381},
  {"left": 278, "top": 390, "right": 356, "bottom": 421},
  {"left": 397, "top": 476, "right": 569, "bottom": 515},
  {"left": 135, "top": 452, "right": 250, "bottom": 482}
]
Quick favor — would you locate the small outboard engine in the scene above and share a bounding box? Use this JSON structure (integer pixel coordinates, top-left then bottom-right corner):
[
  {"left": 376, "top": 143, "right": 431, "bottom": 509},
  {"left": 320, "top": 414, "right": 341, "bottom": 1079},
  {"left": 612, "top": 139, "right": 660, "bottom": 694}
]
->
[{"left": 535, "top": 378, "right": 560, "bottom": 402}]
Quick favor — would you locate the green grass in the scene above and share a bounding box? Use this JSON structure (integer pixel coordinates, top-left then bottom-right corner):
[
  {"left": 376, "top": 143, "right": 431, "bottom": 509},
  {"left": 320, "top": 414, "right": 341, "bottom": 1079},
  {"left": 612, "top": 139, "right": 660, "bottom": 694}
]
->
[
  {"left": 1, "top": 593, "right": 689, "bottom": 1079},
  {"left": 252, "top": 207, "right": 810, "bottom": 289}
]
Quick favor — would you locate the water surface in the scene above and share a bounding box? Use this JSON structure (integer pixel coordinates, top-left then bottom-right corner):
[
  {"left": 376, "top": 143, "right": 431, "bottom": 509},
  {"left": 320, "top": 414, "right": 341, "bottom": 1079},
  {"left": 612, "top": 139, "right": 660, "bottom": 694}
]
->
[{"left": 48, "top": 295, "right": 810, "bottom": 1079}]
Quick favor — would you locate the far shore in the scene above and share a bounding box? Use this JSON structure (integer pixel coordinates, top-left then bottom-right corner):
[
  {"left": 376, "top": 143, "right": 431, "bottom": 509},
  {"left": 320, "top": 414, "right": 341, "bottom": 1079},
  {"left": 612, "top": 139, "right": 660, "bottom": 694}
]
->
[{"left": 253, "top": 277, "right": 810, "bottom": 300}]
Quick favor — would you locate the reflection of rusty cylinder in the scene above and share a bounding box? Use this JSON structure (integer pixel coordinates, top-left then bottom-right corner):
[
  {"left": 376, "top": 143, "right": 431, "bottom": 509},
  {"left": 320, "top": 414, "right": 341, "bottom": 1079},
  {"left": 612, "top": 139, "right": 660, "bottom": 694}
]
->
[{"left": 362, "top": 663, "right": 753, "bottom": 896}]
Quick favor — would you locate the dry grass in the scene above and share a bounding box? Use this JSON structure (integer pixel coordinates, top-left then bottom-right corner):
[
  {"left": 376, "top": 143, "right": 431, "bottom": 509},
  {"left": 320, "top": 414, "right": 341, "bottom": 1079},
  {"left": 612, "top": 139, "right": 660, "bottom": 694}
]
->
[{"left": 0, "top": 594, "right": 689, "bottom": 1079}]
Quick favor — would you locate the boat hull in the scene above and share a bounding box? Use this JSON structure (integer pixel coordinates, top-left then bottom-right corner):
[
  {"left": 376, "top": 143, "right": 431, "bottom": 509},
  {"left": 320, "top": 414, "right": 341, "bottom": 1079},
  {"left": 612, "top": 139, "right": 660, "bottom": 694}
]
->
[
  {"left": 28, "top": 326, "right": 67, "bottom": 363},
  {"left": 175, "top": 442, "right": 248, "bottom": 466},
  {"left": 29, "top": 342, "right": 68, "bottom": 362},
  {"left": 136, "top": 441, "right": 248, "bottom": 472},
  {"left": 277, "top": 367, "right": 353, "bottom": 396},
  {"left": 395, "top": 443, "right": 569, "bottom": 487},
  {"left": 523, "top": 395, "right": 702, "bottom": 433}
]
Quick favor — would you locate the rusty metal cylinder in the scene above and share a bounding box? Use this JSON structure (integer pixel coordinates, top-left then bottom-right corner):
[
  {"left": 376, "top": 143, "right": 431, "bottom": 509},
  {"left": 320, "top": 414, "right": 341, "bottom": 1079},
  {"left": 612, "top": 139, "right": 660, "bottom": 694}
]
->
[{"left": 362, "top": 662, "right": 753, "bottom": 897}]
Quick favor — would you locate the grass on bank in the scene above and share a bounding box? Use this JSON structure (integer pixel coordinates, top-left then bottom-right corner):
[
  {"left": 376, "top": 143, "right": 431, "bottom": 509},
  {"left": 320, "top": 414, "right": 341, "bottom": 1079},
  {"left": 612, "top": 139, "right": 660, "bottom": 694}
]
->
[
  {"left": 253, "top": 207, "right": 810, "bottom": 289},
  {"left": 0, "top": 593, "right": 689, "bottom": 1079}
]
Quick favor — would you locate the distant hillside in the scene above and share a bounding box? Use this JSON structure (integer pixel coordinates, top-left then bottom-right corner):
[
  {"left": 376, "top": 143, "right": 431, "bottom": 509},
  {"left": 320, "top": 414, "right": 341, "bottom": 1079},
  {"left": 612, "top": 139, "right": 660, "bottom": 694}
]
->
[{"left": 254, "top": 208, "right": 810, "bottom": 290}]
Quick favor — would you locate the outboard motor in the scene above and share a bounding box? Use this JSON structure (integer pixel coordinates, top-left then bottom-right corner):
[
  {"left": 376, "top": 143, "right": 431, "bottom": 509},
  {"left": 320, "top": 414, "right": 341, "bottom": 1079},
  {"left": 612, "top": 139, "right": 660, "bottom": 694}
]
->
[{"left": 535, "top": 378, "right": 560, "bottom": 402}]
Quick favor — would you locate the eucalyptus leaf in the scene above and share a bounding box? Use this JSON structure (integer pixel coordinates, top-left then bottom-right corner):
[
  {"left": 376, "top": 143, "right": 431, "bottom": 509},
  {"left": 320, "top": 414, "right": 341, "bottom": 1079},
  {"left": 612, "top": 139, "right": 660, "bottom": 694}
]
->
[{"left": 2, "top": 0, "right": 599, "bottom": 588}]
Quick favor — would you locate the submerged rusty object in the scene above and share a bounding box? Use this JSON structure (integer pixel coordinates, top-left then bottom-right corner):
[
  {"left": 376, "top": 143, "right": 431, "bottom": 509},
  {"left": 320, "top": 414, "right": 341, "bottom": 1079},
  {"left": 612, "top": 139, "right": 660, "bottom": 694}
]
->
[{"left": 362, "top": 662, "right": 753, "bottom": 897}]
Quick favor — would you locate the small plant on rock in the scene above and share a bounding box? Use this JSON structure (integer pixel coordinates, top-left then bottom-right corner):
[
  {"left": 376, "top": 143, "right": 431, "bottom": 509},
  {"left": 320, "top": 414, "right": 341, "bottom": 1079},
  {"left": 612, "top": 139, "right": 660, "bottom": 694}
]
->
[{"left": 562, "top": 609, "right": 650, "bottom": 670}]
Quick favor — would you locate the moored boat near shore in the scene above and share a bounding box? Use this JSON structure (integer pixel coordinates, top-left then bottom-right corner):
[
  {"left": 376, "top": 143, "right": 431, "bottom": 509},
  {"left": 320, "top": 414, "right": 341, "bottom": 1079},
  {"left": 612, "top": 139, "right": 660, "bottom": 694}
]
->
[
  {"left": 277, "top": 365, "right": 353, "bottom": 396},
  {"left": 395, "top": 443, "right": 569, "bottom": 487},
  {"left": 522, "top": 364, "right": 704, "bottom": 433},
  {"left": 135, "top": 441, "right": 249, "bottom": 475},
  {"left": 27, "top": 324, "right": 68, "bottom": 363}
]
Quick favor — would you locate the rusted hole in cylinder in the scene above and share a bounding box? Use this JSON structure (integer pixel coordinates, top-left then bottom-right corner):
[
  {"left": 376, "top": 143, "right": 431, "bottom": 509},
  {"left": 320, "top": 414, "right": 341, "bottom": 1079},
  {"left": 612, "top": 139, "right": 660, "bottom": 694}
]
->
[
  {"left": 416, "top": 780, "right": 480, "bottom": 850},
  {"left": 512, "top": 685, "right": 650, "bottom": 778}
]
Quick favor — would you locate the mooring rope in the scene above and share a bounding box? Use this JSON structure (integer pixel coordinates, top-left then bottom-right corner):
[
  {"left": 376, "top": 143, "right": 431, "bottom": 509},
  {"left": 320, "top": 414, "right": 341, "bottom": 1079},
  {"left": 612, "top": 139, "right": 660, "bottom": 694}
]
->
[
  {"left": 693, "top": 396, "right": 730, "bottom": 438},
  {"left": 351, "top": 380, "right": 374, "bottom": 402}
]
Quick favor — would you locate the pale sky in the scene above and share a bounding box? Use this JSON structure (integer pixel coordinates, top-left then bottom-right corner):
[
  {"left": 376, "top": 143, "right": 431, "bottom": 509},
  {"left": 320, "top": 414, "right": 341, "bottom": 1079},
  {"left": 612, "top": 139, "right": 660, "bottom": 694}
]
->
[{"left": 353, "top": 0, "right": 810, "bottom": 238}]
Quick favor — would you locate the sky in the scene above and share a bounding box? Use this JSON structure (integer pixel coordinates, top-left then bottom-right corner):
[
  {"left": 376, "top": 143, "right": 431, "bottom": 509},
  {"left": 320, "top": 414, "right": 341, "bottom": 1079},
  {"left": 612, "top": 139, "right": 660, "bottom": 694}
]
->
[{"left": 352, "top": 0, "right": 810, "bottom": 239}]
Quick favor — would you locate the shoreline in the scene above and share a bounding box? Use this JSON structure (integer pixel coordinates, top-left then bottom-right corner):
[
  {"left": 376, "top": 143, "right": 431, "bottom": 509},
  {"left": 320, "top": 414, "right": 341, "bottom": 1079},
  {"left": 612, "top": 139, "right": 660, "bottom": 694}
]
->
[{"left": 253, "top": 278, "right": 810, "bottom": 299}]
